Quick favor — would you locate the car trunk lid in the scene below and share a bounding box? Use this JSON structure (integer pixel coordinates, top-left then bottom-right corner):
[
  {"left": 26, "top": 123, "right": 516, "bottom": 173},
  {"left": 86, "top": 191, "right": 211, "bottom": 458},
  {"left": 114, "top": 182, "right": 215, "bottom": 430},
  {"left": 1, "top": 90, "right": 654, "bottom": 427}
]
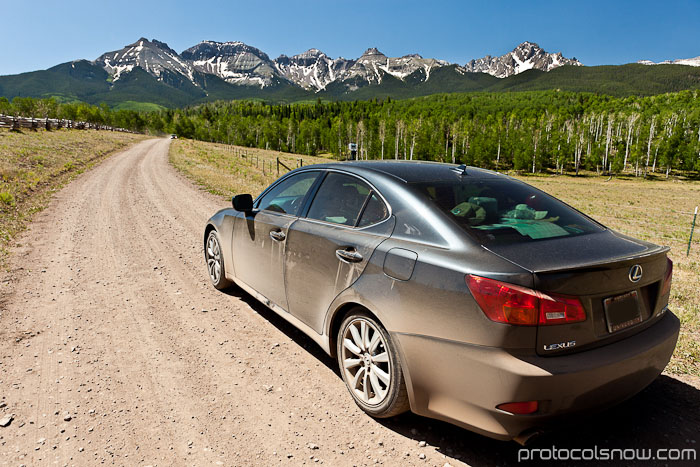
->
[{"left": 484, "top": 230, "right": 671, "bottom": 356}]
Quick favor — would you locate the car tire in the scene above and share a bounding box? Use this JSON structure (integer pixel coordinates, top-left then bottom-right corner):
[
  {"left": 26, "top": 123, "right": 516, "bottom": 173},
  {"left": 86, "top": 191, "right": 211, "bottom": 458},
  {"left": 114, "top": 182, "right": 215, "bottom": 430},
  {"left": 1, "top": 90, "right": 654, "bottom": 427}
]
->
[
  {"left": 205, "top": 229, "right": 232, "bottom": 290},
  {"left": 337, "top": 309, "right": 410, "bottom": 418}
]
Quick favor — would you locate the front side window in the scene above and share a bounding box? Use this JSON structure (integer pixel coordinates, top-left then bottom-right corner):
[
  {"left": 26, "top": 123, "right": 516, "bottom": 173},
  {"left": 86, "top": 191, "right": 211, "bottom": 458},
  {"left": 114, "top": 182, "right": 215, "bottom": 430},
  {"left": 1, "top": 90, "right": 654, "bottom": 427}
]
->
[
  {"left": 257, "top": 171, "right": 319, "bottom": 216},
  {"left": 307, "top": 173, "right": 377, "bottom": 226},
  {"left": 411, "top": 178, "right": 603, "bottom": 245}
]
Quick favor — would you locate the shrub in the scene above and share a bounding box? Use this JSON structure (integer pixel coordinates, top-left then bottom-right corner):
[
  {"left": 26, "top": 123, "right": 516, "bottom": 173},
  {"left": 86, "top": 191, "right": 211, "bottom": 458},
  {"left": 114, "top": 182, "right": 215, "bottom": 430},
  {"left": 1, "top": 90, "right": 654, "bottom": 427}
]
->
[{"left": 0, "top": 191, "right": 15, "bottom": 206}]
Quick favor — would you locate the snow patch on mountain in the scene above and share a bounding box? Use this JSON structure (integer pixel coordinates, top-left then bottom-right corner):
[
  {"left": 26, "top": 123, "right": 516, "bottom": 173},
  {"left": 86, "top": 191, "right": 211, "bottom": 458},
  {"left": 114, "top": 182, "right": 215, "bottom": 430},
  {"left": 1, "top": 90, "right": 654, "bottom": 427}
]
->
[{"left": 638, "top": 56, "right": 700, "bottom": 67}]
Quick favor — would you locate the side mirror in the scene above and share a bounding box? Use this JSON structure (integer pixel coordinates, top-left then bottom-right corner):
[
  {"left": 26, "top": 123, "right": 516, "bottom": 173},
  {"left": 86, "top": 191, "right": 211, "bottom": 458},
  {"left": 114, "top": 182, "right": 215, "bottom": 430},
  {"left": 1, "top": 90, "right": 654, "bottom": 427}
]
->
[{"left": 232, "top": 194, "right": 254, "bottom": 212}]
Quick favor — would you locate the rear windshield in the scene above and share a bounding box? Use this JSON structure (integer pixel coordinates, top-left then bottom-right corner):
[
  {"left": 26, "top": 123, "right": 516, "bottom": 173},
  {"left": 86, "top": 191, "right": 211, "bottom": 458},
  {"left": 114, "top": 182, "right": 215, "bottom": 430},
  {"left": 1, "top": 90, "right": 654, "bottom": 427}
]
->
[{"left": 410, "top": 178, "right": 604, "bottom": 246}]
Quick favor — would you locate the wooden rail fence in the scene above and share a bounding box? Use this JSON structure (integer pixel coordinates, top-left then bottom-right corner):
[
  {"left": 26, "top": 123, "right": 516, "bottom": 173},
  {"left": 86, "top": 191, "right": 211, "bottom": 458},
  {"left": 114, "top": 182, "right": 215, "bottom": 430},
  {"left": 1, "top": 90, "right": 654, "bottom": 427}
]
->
[{"left": 0, "top": 114, "right": 133, "bottom": 133}]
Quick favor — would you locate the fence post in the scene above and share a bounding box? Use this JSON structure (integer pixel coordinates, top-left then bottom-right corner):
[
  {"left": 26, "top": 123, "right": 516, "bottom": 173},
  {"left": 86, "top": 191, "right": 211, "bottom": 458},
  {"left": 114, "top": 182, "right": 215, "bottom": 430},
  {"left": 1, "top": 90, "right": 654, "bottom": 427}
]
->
[
  {"left": 688, "top": 206, "right": 698, "bottom": 256},
  {"left": 276, "top": 157, "right": 280, "bottom": 176},
  {"left": 300, "top": 158, "right": 303, "bottom": 167}
]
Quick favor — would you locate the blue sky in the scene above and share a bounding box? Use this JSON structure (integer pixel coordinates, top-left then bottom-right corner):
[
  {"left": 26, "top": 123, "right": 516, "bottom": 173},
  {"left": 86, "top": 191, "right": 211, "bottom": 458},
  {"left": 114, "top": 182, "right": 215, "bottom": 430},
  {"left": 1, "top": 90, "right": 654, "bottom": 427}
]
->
[{"left": 1, "top": 0, "right": 699, "bottom": 76}]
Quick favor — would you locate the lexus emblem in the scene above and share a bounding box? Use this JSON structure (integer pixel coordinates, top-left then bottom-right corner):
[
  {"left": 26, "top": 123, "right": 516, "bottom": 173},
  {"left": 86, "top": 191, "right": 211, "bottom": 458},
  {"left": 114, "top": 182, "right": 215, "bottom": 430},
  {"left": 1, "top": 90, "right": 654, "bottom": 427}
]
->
[{"left": 629, "top": 264, "right": 643, "bottom": 283}]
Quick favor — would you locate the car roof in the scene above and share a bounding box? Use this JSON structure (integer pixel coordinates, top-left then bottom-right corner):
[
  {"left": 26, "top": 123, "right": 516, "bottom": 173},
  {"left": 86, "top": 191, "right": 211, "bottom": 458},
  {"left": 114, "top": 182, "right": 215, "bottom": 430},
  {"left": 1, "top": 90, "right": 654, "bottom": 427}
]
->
[{"left": 305, "top": 160, "right": 506, "bottom": 183}]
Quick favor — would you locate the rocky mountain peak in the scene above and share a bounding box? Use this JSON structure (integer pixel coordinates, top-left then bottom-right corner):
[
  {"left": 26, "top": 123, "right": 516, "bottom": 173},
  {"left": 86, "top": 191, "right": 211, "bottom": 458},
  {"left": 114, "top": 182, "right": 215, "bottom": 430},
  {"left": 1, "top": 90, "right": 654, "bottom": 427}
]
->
[
  {"left": 513, "top": 41, "right": 541, "bottom": 57},
  {"left": 127, "top": 37, "right": 151, "bottom": 47},
  {"left": 273, "top": 48, "right": 351, "bottom": 91},
  {"left": 181, "top": 40, "right": 277, "bottom": 88},
  {"left": 95, "top": 37, "right": 195, "bottom": 84},
  {"left": 516, "top": 41, "right": 539, "bottom": 50},
  {"left": 182, "top": 41, "right": 271, "bottom": 61},
  {"left": 300, "top": 48, "right": 324, "bottom": 57},
  {"left": 361, "top": 48, "right": 386, "bottom": 58},
  {"left": 291, "top": 48, "right": 328, "bottom": 61},
  {"left": 461, "top": 42, "right": 582, "bottom": 78},
  {"left": 122, "top": 38, "right": 176, "bottom": 54}
]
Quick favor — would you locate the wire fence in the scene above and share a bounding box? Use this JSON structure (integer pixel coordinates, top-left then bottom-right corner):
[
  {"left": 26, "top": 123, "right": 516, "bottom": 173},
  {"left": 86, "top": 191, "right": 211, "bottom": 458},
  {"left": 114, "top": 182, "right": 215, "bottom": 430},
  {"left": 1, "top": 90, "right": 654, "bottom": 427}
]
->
[
  {"left": 597, "top": 203, "right": 699, "bottom": 216},
  {"left": 591, "top": 214, "right": 693, "bottom": 233},
  {"left": 588, "top": 207, "right": 700, "bottom": 258}
]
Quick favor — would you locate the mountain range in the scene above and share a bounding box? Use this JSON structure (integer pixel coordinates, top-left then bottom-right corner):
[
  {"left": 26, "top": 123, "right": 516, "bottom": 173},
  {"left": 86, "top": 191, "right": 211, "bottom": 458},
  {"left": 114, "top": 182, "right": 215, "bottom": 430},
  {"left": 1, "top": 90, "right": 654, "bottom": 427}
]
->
[
  {"left": 94, "top": 39, "right": 572, "bottom": 91},
  {"left": 1, "top": 38, "right": 700, "bottom": 109}
]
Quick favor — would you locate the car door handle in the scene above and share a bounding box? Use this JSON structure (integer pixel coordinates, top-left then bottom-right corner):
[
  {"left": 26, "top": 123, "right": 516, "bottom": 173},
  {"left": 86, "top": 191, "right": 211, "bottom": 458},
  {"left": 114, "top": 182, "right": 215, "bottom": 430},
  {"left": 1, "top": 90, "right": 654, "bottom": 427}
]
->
[
  {"left": 336, "top": 248, "right": 363, "bottom": 263},
  {"left": 269, "top": 230, "right": 286, "bottom": 241}
]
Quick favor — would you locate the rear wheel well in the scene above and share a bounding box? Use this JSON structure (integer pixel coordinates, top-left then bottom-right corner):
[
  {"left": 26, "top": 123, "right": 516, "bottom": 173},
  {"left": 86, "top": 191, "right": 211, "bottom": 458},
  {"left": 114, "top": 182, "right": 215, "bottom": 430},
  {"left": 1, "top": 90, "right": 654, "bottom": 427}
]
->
[
  {"left": 204, "top": 224, "right": 216, "bottom": 253},
  {"left": 329, "top": 303, "right": 379, "bottom": 358}
]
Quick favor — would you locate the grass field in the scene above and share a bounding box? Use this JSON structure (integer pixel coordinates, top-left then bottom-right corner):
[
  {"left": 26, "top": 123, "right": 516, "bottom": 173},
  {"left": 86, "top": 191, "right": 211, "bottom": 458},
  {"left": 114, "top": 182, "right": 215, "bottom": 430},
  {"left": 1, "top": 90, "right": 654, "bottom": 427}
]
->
[
  {"left": 0, "top": 128, "right": 148, "bottom": 265},
  {"left": 169, "top": 139, "right": 333, "bottom": 197},
  {"left": 169, "top": 139, "right": 700, "bottom": 376},
  {"left": 111, "top": 101, "right": 168, "bottom": 112}
]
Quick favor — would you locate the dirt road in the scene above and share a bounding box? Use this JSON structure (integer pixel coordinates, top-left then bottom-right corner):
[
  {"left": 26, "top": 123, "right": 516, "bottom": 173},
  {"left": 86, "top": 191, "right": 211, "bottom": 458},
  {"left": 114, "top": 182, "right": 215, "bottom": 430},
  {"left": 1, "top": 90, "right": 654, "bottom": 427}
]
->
[{"left": 1, "top": 139, "right": 698, "bottom": 466}]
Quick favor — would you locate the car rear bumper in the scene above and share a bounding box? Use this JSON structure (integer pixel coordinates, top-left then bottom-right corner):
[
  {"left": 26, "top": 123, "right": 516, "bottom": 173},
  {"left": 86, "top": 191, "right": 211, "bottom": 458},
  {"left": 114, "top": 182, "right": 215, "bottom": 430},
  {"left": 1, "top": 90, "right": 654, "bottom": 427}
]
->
[{"left": 393, "top": 310, "right": 680, "bottom": 441}]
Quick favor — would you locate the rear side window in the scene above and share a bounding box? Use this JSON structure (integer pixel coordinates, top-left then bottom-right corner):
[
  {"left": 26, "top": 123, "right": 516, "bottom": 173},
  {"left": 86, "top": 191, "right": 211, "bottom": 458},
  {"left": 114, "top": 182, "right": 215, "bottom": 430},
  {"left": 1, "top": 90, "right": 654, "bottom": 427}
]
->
[
  {"left": 411, "top": 178, "right": 603, "bottom": 245},
  {"left": 357, "top": 193, "right": 388, "bottom": 227},
  {"left": 307, "top": 173, "right": 379, "bottom": 226},
  {"left": 257, "top": 171, "right": 319, "bottom": 216}
]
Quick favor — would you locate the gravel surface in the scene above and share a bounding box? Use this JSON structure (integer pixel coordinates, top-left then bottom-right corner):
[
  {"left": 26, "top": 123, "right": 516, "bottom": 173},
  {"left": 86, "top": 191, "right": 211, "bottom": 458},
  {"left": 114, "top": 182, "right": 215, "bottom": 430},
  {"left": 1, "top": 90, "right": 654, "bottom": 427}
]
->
[{"left": 0, "top": 138, "right": 698, "bottom": 466}]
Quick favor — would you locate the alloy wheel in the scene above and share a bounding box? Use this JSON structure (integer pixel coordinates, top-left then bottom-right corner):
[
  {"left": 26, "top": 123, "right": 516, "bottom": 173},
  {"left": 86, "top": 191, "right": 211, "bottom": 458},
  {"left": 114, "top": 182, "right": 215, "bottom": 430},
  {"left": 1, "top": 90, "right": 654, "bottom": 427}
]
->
[
  {"left": 341, "top": 318, "right": 391, "bottom": 405},
  {"left": 206, "top": 233, "right": 222, "bottom": 284}
]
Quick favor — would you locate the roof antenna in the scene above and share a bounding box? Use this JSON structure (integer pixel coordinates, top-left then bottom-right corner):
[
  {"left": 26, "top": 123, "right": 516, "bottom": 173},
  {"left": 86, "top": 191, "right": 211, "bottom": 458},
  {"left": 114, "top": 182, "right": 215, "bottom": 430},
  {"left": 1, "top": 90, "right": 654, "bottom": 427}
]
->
[{"left": 451, "top": 164, "right": 468, "bottom": 176}]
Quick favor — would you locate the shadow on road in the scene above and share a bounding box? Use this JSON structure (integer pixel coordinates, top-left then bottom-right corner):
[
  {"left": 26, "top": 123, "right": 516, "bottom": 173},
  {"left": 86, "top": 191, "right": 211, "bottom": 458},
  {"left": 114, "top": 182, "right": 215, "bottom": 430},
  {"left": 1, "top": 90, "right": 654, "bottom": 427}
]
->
[
  {"left": 222, "top": 286, "right": 339, "bottom": 374},
  {"left": 379, "top": 375, "right": 699, "bottom": 466},
  {"left": 224, "top": 286, "right": 699, "bottom": 466}
]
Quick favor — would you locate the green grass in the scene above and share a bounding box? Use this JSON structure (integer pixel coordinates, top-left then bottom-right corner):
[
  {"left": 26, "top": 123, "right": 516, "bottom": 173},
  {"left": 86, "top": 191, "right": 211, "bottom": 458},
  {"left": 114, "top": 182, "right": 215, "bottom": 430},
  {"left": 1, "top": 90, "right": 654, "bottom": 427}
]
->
[
  {"left": 112, "top": 100, "right": 167, "bottom": 112},
  {"left": 169, "top": 139, "right": 333, "bottom": 198}
]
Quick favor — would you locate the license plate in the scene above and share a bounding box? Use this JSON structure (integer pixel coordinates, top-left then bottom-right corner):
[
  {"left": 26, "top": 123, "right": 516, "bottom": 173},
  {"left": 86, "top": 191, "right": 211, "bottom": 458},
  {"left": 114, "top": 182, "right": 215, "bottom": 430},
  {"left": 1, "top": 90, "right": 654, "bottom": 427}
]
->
[{"left": 604, "top": 290, "right": 642, "bottom": 333}]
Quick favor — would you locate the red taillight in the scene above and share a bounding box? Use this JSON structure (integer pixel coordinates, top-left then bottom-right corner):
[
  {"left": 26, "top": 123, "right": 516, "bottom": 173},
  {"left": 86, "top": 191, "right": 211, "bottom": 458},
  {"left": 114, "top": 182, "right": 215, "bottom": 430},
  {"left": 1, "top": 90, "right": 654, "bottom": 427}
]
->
[
  {"left": 539, "top": 292, "right": 587, "bottom": 325},
  {"left": 660, "top": 258, "right": 673, "bottom": 297},
  {"left": 466, "top": 275, "right": 586, "bottom": 326},
  {"left": 497, "top": 401, "right": 539, "bottom": 414},
  {"left": 465, "top": 275, "right": 538, "bottom": 325}
]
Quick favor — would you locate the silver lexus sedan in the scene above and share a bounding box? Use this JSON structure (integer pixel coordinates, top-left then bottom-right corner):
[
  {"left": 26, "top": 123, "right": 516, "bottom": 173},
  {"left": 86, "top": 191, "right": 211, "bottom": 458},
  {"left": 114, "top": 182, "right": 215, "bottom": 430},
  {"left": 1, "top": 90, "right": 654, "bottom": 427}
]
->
[{"left": 203, "top": 161, "right": 679, "bottom": 443}]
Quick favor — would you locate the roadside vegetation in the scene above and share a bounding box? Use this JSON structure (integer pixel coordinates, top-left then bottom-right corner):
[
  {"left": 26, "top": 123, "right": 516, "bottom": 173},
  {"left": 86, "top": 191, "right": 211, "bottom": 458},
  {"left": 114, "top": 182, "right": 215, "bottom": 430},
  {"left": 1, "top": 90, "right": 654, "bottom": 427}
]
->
[
  {"left": 163, "top": 91, "right": 700, "bottom": 177},
  {"left": 0, "top": 128, "right": 147, "bottom": 265},
  {"left": 4, "top": 91, "right": 700, "bottom": 178},
  {"left": 0, "top": 97, "right": 151, "bottom": 133},
  {"left": 169, "top": 139, "right": 700, "bottom": 376},
  {"left": 169, "top": 139, "right": 331, "bottom": 197}
]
